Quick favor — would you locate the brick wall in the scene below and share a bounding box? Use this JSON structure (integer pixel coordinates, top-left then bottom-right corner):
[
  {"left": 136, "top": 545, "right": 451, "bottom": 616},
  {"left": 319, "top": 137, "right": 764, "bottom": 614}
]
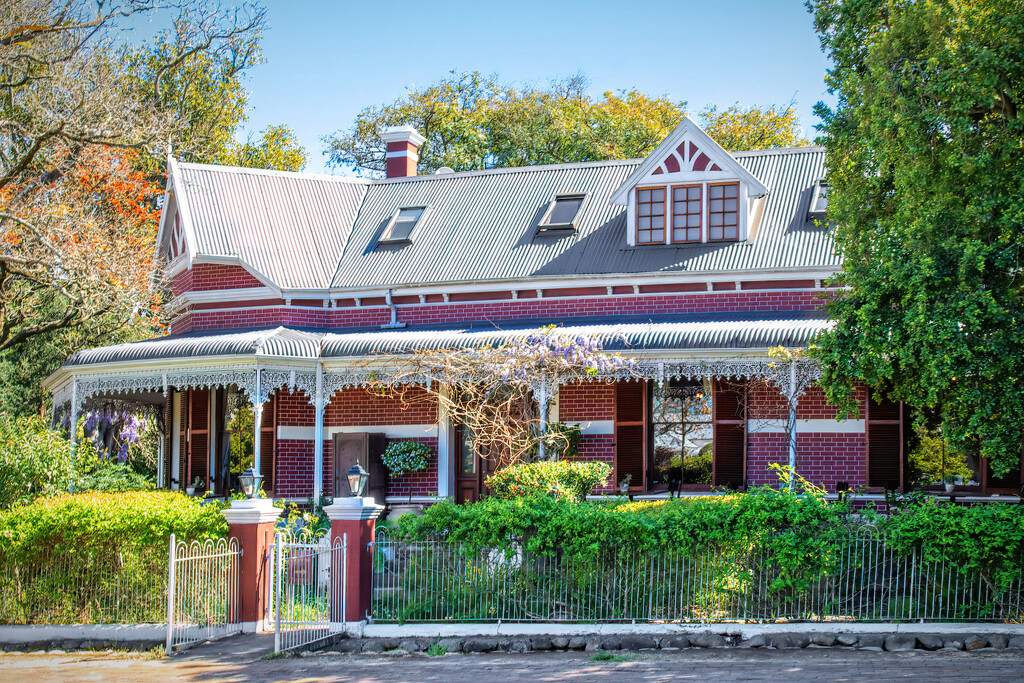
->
[
  {"left": 273, "top": 387, "right": 439, "bottom": 499},
  {"left": 559, "top": 382, "right": 616, "bottom": 422},
  {"left": 171, "top": 263, "right": 263, "bottom": 296},
  {"left": 747, "top": 432, "right": 867, "bottom": 489},
  {"left": 173, "top": 289, "right": 827, "bottom": 332}
]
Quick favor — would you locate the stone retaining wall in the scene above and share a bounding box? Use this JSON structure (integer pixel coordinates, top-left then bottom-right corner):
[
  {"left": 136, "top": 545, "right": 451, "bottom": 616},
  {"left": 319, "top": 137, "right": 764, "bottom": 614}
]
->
[{"left": 324, "top": 631, "right": 1024, "bottom": 656}]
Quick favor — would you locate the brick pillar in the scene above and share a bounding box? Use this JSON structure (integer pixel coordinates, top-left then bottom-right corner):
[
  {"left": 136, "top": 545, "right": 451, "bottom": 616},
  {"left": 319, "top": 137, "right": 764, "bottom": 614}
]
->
[
  {"left": 323, "top": 496, "right": 385, "bottom": 623},
  {"left": 379, "top": 125, "right": 425, "bottom": 178},
  {"left": 221, "top": 498, "right": 283, "bottom": 632}
]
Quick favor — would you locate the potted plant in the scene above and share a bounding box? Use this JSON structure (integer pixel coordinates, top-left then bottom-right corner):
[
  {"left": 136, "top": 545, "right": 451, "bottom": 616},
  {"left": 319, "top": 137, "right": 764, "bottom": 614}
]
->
[
  {"left": 943, "top": 475, "right": 957, "bottom": 494},
  {"left": 381, "top": 440, "right": 432, "bottom": 518},
  {"left": 186, "top": 475, "right": 204, "bottom": 497}
]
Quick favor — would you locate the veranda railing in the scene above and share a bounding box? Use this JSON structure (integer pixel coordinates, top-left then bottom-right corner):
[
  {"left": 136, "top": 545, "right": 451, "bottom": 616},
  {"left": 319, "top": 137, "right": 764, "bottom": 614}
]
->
[{"left": 372, "top": 529, "right": 1024, "bottom": 624}]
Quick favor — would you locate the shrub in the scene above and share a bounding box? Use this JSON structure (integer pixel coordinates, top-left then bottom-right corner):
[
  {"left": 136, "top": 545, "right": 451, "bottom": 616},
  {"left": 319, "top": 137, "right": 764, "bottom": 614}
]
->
[
  {"left": 485, "top": 460, "right": 612, "bottom": 501},
  {"left": 0, "top": 491, "right": 226, "bottom": 625},
  {"left": 381, "top": 440, "right": 432, "bottom": 477},
  {"left": 0, "top": 490, "right": 227, "bottom": 558},
  {"left": 0, "top": 415, "right": 97, "bottom": 508},
  {"left": 76, "top": 461, "right": 154, "bottom": 494}
]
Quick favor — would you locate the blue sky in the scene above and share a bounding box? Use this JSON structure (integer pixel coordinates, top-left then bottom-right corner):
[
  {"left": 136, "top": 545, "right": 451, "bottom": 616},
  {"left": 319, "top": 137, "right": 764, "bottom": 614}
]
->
[{"left": 238, "top": 0, "right": 832, "bottom": 174}]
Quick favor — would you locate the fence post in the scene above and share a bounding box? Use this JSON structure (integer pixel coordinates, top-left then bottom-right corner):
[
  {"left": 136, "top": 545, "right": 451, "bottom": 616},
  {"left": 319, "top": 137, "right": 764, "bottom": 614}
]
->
[
  {"left": 165, "top": 533, "right": 176, "bottom": 655},
  {"left": 221, "top": 498, "right": 283, "bottom": 632},
  {"left": 323, "top": 496, "right": 385, "bottom": 623}
]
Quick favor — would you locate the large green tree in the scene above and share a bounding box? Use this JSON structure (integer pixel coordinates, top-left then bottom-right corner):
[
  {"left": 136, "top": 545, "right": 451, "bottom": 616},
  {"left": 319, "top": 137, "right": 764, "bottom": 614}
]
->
[
  {"left": 809, "top": 0, "right": 1024, "bottom": 473},
  {"left": 325, "top": 72, "right": 810, "bottom": 175}
]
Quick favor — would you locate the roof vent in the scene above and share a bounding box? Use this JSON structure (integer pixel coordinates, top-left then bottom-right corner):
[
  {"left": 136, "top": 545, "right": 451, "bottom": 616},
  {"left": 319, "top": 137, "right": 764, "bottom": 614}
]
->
[{"left": 434, "top": 167, "right": 455, "bottom": 175}]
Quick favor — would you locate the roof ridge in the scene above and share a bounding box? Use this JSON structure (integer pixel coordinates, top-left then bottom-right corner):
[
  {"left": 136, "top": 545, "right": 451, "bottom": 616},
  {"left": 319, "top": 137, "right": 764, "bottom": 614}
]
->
[{"left": 175, "top": 160, "right": 372, "bottom": 185}]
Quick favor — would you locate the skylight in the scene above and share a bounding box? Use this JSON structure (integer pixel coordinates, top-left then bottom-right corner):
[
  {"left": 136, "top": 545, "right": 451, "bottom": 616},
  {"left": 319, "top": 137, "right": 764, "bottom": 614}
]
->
[
  {"left": 538, "top": 195, "right": 585, "bottom": 231},
  {"left": 809, "top": 180, "right": 829, "bottom": 217},
  {"left": 380, "top": 206, "right": 426, "bottom": 243}
]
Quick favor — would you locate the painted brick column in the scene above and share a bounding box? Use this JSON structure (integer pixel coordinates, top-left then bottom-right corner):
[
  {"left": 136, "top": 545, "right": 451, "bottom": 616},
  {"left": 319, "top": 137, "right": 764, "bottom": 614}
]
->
[
  {"left": 221, "top": 498, "right": 283, "bottom": 632},
  {"left": 323, "top": 496, "right": 385, "bottom": 623},
  {"left": 379, "top": 125, "right": 425, "bottom": 178}
]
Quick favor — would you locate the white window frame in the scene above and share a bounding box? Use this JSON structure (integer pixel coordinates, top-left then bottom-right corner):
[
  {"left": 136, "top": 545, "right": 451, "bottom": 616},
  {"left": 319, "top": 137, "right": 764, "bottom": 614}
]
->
[
  {"left": 537, "top": 194, "right": 586, "bottom": 232},
  {"left": 379, "top": 205, "right": 428, "bottom": 244}
]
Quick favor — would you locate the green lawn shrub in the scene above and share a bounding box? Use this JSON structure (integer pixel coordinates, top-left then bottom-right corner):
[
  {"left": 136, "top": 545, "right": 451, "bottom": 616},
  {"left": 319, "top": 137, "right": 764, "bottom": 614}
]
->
[
  {"left": 0, "top": 414, "right": 97, "bottom": 508},
  {"left": 485, "top": 460, "right": 611, "bottom": 502},
  {"left": 0, "top": 491, "right": 228, "bottom": 624}
]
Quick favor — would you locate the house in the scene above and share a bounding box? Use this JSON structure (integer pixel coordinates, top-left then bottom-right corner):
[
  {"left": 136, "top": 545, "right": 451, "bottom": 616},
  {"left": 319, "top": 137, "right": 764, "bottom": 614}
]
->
[{"left": 43, "top": 119, "right": 1024, "bottom": 504}]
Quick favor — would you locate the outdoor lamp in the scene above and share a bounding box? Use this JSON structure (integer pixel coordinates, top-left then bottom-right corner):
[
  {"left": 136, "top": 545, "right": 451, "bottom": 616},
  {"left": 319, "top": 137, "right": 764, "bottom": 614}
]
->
[
  {"left": 347, "top": 463, "right": 370, "bottom": 497},
  {"left": 238, "top": 466, "right": 263, "bottom": 499}
]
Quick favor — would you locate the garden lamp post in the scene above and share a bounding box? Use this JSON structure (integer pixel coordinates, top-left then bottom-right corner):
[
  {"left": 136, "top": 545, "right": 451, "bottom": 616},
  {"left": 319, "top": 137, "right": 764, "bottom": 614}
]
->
[
  {"left": 238, "top": 466, "right": 264, "bottom": 499},
  {"left": 347, "top": 463, "right": 370, "bottom": 497}
]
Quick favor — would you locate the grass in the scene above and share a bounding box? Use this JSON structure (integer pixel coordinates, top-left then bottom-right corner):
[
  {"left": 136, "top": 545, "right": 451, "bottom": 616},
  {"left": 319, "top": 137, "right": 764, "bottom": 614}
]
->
[
  {"left": 425, "top": 640, "right": 449, "bottom": 657},
  {"left": 589, "top": 652, "right": 636, "bottom": 662}
]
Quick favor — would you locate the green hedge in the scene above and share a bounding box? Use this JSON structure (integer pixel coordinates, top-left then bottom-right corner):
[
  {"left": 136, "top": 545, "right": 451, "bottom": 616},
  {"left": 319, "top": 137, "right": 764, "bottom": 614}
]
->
[
  {"left": 0, "top": 491, "right": 227, "bottom": 624},
  {"left": 0, "top": 490, "right": 227, "bottom": 556},
  {"left": 485, "top": 460, "right": 611, "bottom": 502},
  {"left": 396, "top": 486, "right": 1024, "bottom": 592}
]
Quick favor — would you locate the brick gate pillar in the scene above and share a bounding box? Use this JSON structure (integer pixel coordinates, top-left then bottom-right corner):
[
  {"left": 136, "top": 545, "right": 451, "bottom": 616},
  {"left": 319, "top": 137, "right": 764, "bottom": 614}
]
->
[
  {"left": 221, "top": 498, "right": 283, "bottom": 632},
  {"left": 323, "top": 496, "right": 385, "bottom": 623}
]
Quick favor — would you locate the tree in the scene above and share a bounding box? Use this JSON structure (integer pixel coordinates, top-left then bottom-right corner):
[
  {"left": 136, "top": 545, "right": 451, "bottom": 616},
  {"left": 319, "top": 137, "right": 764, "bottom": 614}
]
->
[
  {"left": 225, "top": 124, "right": 307, "bottom": 171},
  {"left": 381, "top": 327, "right": 637, "bottom": 468},
  {"left": 700, "top": 102, "right": 809, "bottom": 151},
  {"left": 809, "top": 0, "right": 1024, "bottom": 474},
  {"left": 324, "top": 71, "right": 687, "bottom": 174},
  {"left": 0, "top": 0, "right": 267, "bottom": 359}
]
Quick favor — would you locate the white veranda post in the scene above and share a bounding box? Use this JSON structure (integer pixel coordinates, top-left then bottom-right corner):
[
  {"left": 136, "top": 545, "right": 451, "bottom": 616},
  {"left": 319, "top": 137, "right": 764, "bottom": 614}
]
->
[
  {"left": 536, "top": 376, "right": 549, "bottom": 461},
  {"left": 787, "top": 360, "right": 798, "bottom": 489},
  {"left": 253, "top": 368, "right": 263, "bottom": 478},
  {"left": 313, "top": 363, "right": 324, "bottom": 504}
]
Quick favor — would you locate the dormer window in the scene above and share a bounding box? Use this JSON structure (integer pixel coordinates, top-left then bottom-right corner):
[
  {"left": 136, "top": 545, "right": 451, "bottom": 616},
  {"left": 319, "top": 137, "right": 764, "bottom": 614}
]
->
[
  {"left": 380, "top": 206, "right": 426, "bottom": 244},
  {"left": 671, "top": 185, "right": 702, "bottom": 243},
  {"left": 538, "top": 194, "right": 584, "bottom": 231},
  {"left": 809, "top": 179, "right": 828, "bottom": 217},
  {"left": 708, "top": 183, "right": 739, "bottom": 241},
  {"left": 636, "top": 187, "right": 666, "bottom": 244}
]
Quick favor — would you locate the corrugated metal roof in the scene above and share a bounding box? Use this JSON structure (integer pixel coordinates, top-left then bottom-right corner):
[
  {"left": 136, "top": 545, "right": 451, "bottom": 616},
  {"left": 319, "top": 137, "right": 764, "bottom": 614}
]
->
[
  {"left": 176, "top": 164, "right": 367, "bottom": 289},
  {"left": 63, "top": 313, "right": 830, "bottom": 367},
  {"left": 172, "top": 147, "right": 836, "bottom": 292}
]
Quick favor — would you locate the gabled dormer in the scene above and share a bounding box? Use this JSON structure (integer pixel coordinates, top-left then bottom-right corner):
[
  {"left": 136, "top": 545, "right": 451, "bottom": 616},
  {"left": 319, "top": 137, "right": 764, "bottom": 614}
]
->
[{"left": 611, "top": 118, "right": 768, "bottom": 247}]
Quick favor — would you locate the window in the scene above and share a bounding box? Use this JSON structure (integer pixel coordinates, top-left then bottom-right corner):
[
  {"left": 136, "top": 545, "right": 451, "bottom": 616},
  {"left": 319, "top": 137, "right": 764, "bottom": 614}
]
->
[
  {"left": 708, "top": 183, "right": 739, "bottom": 241},
  {"left": 380, "top": 206, "right": 426, "bottom": 243},
  {"left": 671, "top": 185, "right": 702, "bottom": 243},
  {"left": 651, "top": 379, "right": 713, "bottom": 486},
  {"left": 636, "top": 187, "right": 666, "bottom": 244},
  {"left": 538, "top": 194, "right": 584, "bottom": 231},
  {"left": 809, "top": 180, "right": 829, "bottom": 217}
]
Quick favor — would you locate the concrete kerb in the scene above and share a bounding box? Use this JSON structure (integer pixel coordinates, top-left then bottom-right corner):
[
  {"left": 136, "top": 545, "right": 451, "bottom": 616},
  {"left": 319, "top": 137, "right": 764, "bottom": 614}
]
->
[{"left": 0, "top": 624, "right": 165, "bottom": 652}]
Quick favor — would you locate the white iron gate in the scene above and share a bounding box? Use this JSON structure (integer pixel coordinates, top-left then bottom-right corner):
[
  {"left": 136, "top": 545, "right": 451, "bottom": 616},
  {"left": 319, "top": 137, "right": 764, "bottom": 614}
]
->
[
  {"left": 269, "top": 531, "right": 348, "bottom": 653},
  {"left": 165, "top": 534, "right": 241, "bottom": 653}
]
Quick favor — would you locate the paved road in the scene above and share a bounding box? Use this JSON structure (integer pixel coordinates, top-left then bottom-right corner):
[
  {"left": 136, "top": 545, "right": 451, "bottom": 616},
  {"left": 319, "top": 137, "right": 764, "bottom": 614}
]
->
[{"left": 2, "top": 648, "right": 1023, "bottom": 682}]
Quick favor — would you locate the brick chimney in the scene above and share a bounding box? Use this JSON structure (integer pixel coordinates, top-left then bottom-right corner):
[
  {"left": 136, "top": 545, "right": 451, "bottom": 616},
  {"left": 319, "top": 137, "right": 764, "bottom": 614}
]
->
[{"left": 379, "top": 125, "right": 425, "bottom": 178}]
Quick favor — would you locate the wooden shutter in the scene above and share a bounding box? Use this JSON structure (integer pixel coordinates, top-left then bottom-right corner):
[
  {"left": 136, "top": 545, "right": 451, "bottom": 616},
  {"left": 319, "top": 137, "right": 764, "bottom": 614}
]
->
[
  {"left": 178, "top": 390, "right": 189, "bottom": 488},
  {"left": 189, "top": 388, "right": 209, "bottom": 488},
  {"left": 615, "top": 380, "right": 646, "bottom": 489},
  {"left": 260, "top": 395, "right": 276, "bottom": 491},
  {"left": 712, "top": 379, "right": 746, "bottom": 488},
  {"left": 162, "top": 396, "right": 172, "bottom": 489},
  {"left": 866, "top": 390, "right": 903, "bottom": 489}
]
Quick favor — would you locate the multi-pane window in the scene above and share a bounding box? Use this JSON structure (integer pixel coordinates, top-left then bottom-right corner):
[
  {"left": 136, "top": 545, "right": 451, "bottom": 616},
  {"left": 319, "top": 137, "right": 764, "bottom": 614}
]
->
[
  {"left": 708, "top": 182, "right": 739, "bottom": 241},
  {"left": 651, "top": 378, "right": 714, "bottom": 486},
  {"left": 671, "top": 185, "right": 702, "bottom": 243},
  {"left": 636, "top": 187, "right": 666, "bottom": 244}
]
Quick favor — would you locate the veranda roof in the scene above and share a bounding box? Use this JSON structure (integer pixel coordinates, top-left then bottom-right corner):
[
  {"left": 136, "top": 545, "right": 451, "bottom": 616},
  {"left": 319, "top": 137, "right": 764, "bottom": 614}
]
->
[{"left": 62, "top": 311, "right": 830, "bottom": 369}]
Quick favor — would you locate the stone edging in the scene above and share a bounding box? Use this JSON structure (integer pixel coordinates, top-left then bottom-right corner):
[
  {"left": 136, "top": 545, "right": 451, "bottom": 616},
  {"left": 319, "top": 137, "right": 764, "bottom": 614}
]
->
[{"left": 323, "top": 631, "right": 1024, "bottom": 655}]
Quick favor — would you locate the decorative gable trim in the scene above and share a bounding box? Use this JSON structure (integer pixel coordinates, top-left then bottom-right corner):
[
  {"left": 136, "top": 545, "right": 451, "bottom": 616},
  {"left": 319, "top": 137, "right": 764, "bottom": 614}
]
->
[
  {"left": 155, "top": 155, "right": 199, "bottom": 265},
  {"left": 610, "top": 118, "right": 768, "bottom": 206}
]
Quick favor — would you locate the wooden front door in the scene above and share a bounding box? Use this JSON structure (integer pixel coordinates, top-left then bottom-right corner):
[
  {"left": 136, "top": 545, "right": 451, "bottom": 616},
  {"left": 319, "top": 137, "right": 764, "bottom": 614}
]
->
[
  {"left": 454, "top": 424, "right": 484, "bottom": 503},
  {"left": 332, "top": 432, "right": 388, "bottom": 501}
]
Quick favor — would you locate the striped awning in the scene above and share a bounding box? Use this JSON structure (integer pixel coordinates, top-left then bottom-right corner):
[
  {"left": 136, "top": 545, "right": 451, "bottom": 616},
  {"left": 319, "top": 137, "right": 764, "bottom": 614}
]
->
[{"left": 62, "top": 312, "right": 830, "bottom": 369}]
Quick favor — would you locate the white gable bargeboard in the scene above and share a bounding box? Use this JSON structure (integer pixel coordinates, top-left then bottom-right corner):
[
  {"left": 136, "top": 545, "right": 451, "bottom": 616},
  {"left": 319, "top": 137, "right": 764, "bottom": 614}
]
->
[{"left": 611, "top": 118, "right": 768, "bottom": 247}]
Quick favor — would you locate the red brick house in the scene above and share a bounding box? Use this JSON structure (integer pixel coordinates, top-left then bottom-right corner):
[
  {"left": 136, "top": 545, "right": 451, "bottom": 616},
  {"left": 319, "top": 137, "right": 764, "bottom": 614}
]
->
[{"left": 43, "top": 119, "right": 1023, "bottom": 504}]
